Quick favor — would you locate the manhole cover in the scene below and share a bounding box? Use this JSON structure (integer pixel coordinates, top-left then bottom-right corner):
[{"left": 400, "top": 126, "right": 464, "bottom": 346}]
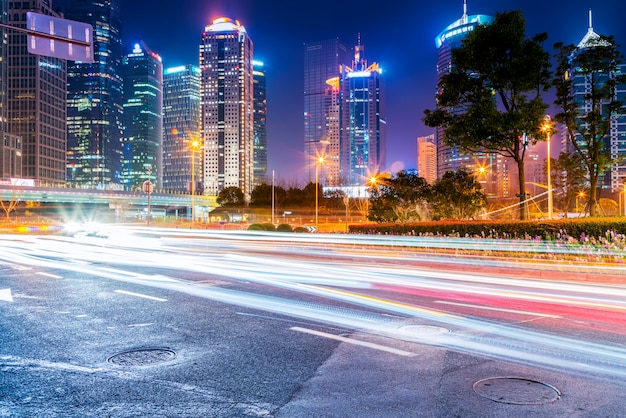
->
[
  {"left": 397, "top": 325, "right": 450, "bottom": 336},
  {"left": 473, "top": 377, "right": 561, "bottom": 405},
  {"left": 107, "top": 348, "right": 177, "bottom": 366}
]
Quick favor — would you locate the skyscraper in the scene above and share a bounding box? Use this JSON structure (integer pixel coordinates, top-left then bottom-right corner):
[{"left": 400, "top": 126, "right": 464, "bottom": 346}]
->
[
  {"left": 322, "top": 76, "right": 341, "bottom": 186},
  {"left": 565, "top": 10, "right": 626, "bottom": 194},
  {"left": 304, "top": 38, "right": 351, "bottom": 184},
  {"left": 338, "top": 38, "right": 386, "bottom": 186},
  {"left": 417, "top": 135, "right": 437, "bottom": 184},
  {"left": 435, "top": 1, "right": 493, "bottom": 179},
  {"left": 65, "top": 0, "right": 124, "bottom": 188},
  {"left": 199, "top": 17, "right": 254, "bottom": 197},
  {"left": 0, "top": 0, "right": 20, "bottom": 182},
  {"left": 121, "top": 42, "right": 163, "bottom": 190},
  {"left": 162, "top": 64, "right": 202, "bottom": 193},
  {"left": 8, "top": 0, "right": 67, "bottom": 186},
  {"left": 253, "top": 60, "right": 267, "bottom": 186},
  {"left": 0, "top": 0, "right": 7, "bottom": 138}
]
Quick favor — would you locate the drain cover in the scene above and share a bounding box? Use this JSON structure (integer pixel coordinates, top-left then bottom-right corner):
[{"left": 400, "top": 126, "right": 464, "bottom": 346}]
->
[
  {"left": 107, "top": 348, "right": 176, "bottom": 366},
  {"left": 473, "top": 377, "right": 561, "bottom": 405}
]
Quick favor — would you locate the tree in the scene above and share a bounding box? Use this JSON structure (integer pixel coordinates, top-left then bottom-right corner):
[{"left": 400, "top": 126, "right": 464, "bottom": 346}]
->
[
  {"left": 216, "top": 186, "right": 245, "bottom": 207},
  {"left": 250, "top": 183, "right": 286, "bottom": 208},
  {"left": 423, "top": 10, "right": 552, "bottom": 220},
  {"left": 553, "top": 35, "right": 626, "bottom": 217},
  {"left": 430, "top": 170, "right": 487, "bottom": 220},
  {"left": 545, "top": 152, "right": 586, "bottom": 217},
  {"left": 368, "top": 171, "right": 430, "bottom": 223},
  {"left": 1, "top": 189, "right": 23, "bottom": 222}
]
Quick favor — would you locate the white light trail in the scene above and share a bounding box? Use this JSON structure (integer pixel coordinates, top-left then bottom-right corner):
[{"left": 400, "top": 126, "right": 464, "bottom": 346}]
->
[
  {"left": 114, "top": 290, "right": 168, "bottom": 302},
  {"left": 1, "top": 230, "right": 626, "bottom": 381},
  {"left": 291, "top": 326, "right": 417, "bottom": 357}
]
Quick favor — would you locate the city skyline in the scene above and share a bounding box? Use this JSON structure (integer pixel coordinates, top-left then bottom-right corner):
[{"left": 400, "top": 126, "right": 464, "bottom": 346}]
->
[{"left": 55, "top": 0, "right": 626, "bottom": 186}]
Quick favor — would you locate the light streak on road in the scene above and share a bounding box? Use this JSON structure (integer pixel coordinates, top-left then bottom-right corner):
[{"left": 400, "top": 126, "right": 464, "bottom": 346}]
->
[
  {"left": 290, "top": 327, "right": 417, "bottom": 357},
  {"left": 114, "top": 289, "right": 168, "bottom": 302},
  {"left": 0, "top": 228, "right": 625, "bottom": 381},
  {"left": 434, "top": 300, "right": 561, "bottom": 318}
]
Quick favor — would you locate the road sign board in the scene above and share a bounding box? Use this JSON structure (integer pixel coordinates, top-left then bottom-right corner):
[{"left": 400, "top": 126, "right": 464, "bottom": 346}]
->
[{"left": 25, "top": 12, "right": 94, "bottom": 63}]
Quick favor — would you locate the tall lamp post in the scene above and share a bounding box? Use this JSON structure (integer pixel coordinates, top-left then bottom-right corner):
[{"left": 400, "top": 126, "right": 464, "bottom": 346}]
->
[
  {"left": 542, "top": 115, "right": 553, "bottom": 219},
  {"left": 315, "top": 156, "right": 325, "bottom": 229}
]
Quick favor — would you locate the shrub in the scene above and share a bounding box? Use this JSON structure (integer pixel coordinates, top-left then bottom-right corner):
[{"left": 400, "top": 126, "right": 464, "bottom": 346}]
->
[
  {"left": 276, "top": 223, "right": 293, "bottom": 232},
  {"left": 293, "top": 226, "right": 310, "bottom": 233},
  {"left": 247, "top": 223, "right": 265, "bottom": 231},
  {"left": 261, "top": 222, "right": 276, "bottom": 231}
]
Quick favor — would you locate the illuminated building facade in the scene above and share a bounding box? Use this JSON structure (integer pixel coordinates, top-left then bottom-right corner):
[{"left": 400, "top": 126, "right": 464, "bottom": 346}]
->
[
  {"left": 417, "top": 135, "right": 437, "bottom": 184},
  {"left": 162, "top": 65, "right": 201, "bottom": 192},
  {"left": 253, "top": 60, "right": 267, "bottom": 185},
  {"left": 65, "top": 0, "right": 124, "bottom": 188},
  {"left": 121, "top": 42, "right": 163, "bottom": 190},
  {"left": 322, "top": 76, "right": 341, "bottom": 186},
  {"left": 200, "top": 18, "right": 254, "bottom": 197},
  {"left": 435, "top": 1, "right": 493, "bottom": 179},
  {"left": 563, "top": 11, "right": 626, "bottom": 194},
  {"left": 304, "top": 38, "right": 351, "bottom": 184},
  {"left": 338, "top": 39, "right": 386, "bottom": 186},
  {"left": 8, "top": 0, "right": 67, "bottom": 186}
]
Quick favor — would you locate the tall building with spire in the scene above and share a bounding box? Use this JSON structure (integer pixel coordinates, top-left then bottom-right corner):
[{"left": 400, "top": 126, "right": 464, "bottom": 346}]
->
[
  {"left": 162, "top": 64, "right": 202, "bottom": 193},
  {"left": 121, "top": 42, "right": 163, "bottom": 190},
  {"left": 65, "top": 0, "right": 124, "bottom": 188},
  {"left": 563, "top": 10, "right": 626, "bottom": 194},
  {"left": 200, "top": 18, "right": 254, "bottom": 197},
  {"left": 338, "top": 37, "right": 386, "bottom": 186},
  {"left": 8, "top": 0, "right": 67, "bottom": 186},
  {"left": 253, "top": 60, "right": 267, "bottom": 186},
  {"left": 304, "top": 38, "right": 351, "bottom": 184},
  {"left": 434, "top": 1, "right": 493, "bottom": 179}
]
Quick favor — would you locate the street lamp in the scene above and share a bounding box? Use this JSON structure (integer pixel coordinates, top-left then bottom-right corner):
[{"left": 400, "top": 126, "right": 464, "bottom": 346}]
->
[
  {"left": 542, "top": 115, "right": 553, "bottom": 219},
  {"left": 315, "top": 156, "right": 325, "bottom": 229},
  {"left": 576, "top": 190, "right": 585, "bottom": 215},
  {"left": 190, "top": 139, "right": 201, "bottom": 223}
]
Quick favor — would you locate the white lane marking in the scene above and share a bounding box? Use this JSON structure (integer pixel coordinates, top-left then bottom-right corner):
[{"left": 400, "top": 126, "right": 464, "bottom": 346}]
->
[
  {"left": 434, "top": 300, "right": 561, "bottom": 318},
  {"left": 115, "top": 289, "right": 167, "bottom": 302},
  {"left": 291, "top": 326, "right": 417, "bottom": 357},
  {"left": 36, "top": 272, "right": 63, "bottom": 279},
  {"left": 128, "top": 323, "right": 154, "bottom": 327},
  {"left": 0, "top": 288, "right": 14, "bottom": 302}
]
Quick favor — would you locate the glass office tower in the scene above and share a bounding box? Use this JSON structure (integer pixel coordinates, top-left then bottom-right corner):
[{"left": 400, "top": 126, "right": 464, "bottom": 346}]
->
[
  {"left": 304, "top": 38, "right": 351, "bottom": 184},
  {"left": 65, "top": 0, "right": 124, "bottom": 188},
  {"left": 435, "top": 1, "right": 492, "bottom": 179},
  {"left": 162, "top": 64, "right": 202, "bottom": 192},
  {"left": 338, "top": 40, "right": 386, "bottom": 186},
  {"left": 253, "top": 60, "right": 267, "bottom": 186},
  {"left": 121, "top": 42, "right": 163, "bottom": 190}
]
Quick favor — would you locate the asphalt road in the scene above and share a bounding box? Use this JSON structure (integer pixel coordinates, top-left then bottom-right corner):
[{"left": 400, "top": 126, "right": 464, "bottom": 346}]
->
[{"left": 1, "top": 226, "right": 625, "bottom": 417}]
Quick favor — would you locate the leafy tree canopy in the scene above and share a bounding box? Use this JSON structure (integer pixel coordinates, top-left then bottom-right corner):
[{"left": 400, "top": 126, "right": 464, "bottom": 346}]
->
[
  {"left": 430, "top": 170, "right": 487, "bottom": 220},
  {"left": 423, "top": 9, "right": 552, "bottom": 220},
  {"left": 216, "top": 186, "right": 245, "bottom": 207}
]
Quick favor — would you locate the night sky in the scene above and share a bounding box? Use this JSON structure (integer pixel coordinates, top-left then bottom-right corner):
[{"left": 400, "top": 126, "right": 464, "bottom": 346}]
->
[{"left": 56, "top": 0, "right": 626, "bottom": 185}]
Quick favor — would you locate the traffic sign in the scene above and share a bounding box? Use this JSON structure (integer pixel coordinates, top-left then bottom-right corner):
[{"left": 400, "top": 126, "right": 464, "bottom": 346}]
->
[{"left": 25, "top": 12, "right": 94, "bottom": 63}]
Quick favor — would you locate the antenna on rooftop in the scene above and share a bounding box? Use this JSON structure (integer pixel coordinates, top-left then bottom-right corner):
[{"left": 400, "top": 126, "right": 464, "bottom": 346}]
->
[
  {"left": 461, "top": 0, "right": 468, "bottom": 24},
  {"left": 588, "top": 8, "right": 593, "bottom": 30}
]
